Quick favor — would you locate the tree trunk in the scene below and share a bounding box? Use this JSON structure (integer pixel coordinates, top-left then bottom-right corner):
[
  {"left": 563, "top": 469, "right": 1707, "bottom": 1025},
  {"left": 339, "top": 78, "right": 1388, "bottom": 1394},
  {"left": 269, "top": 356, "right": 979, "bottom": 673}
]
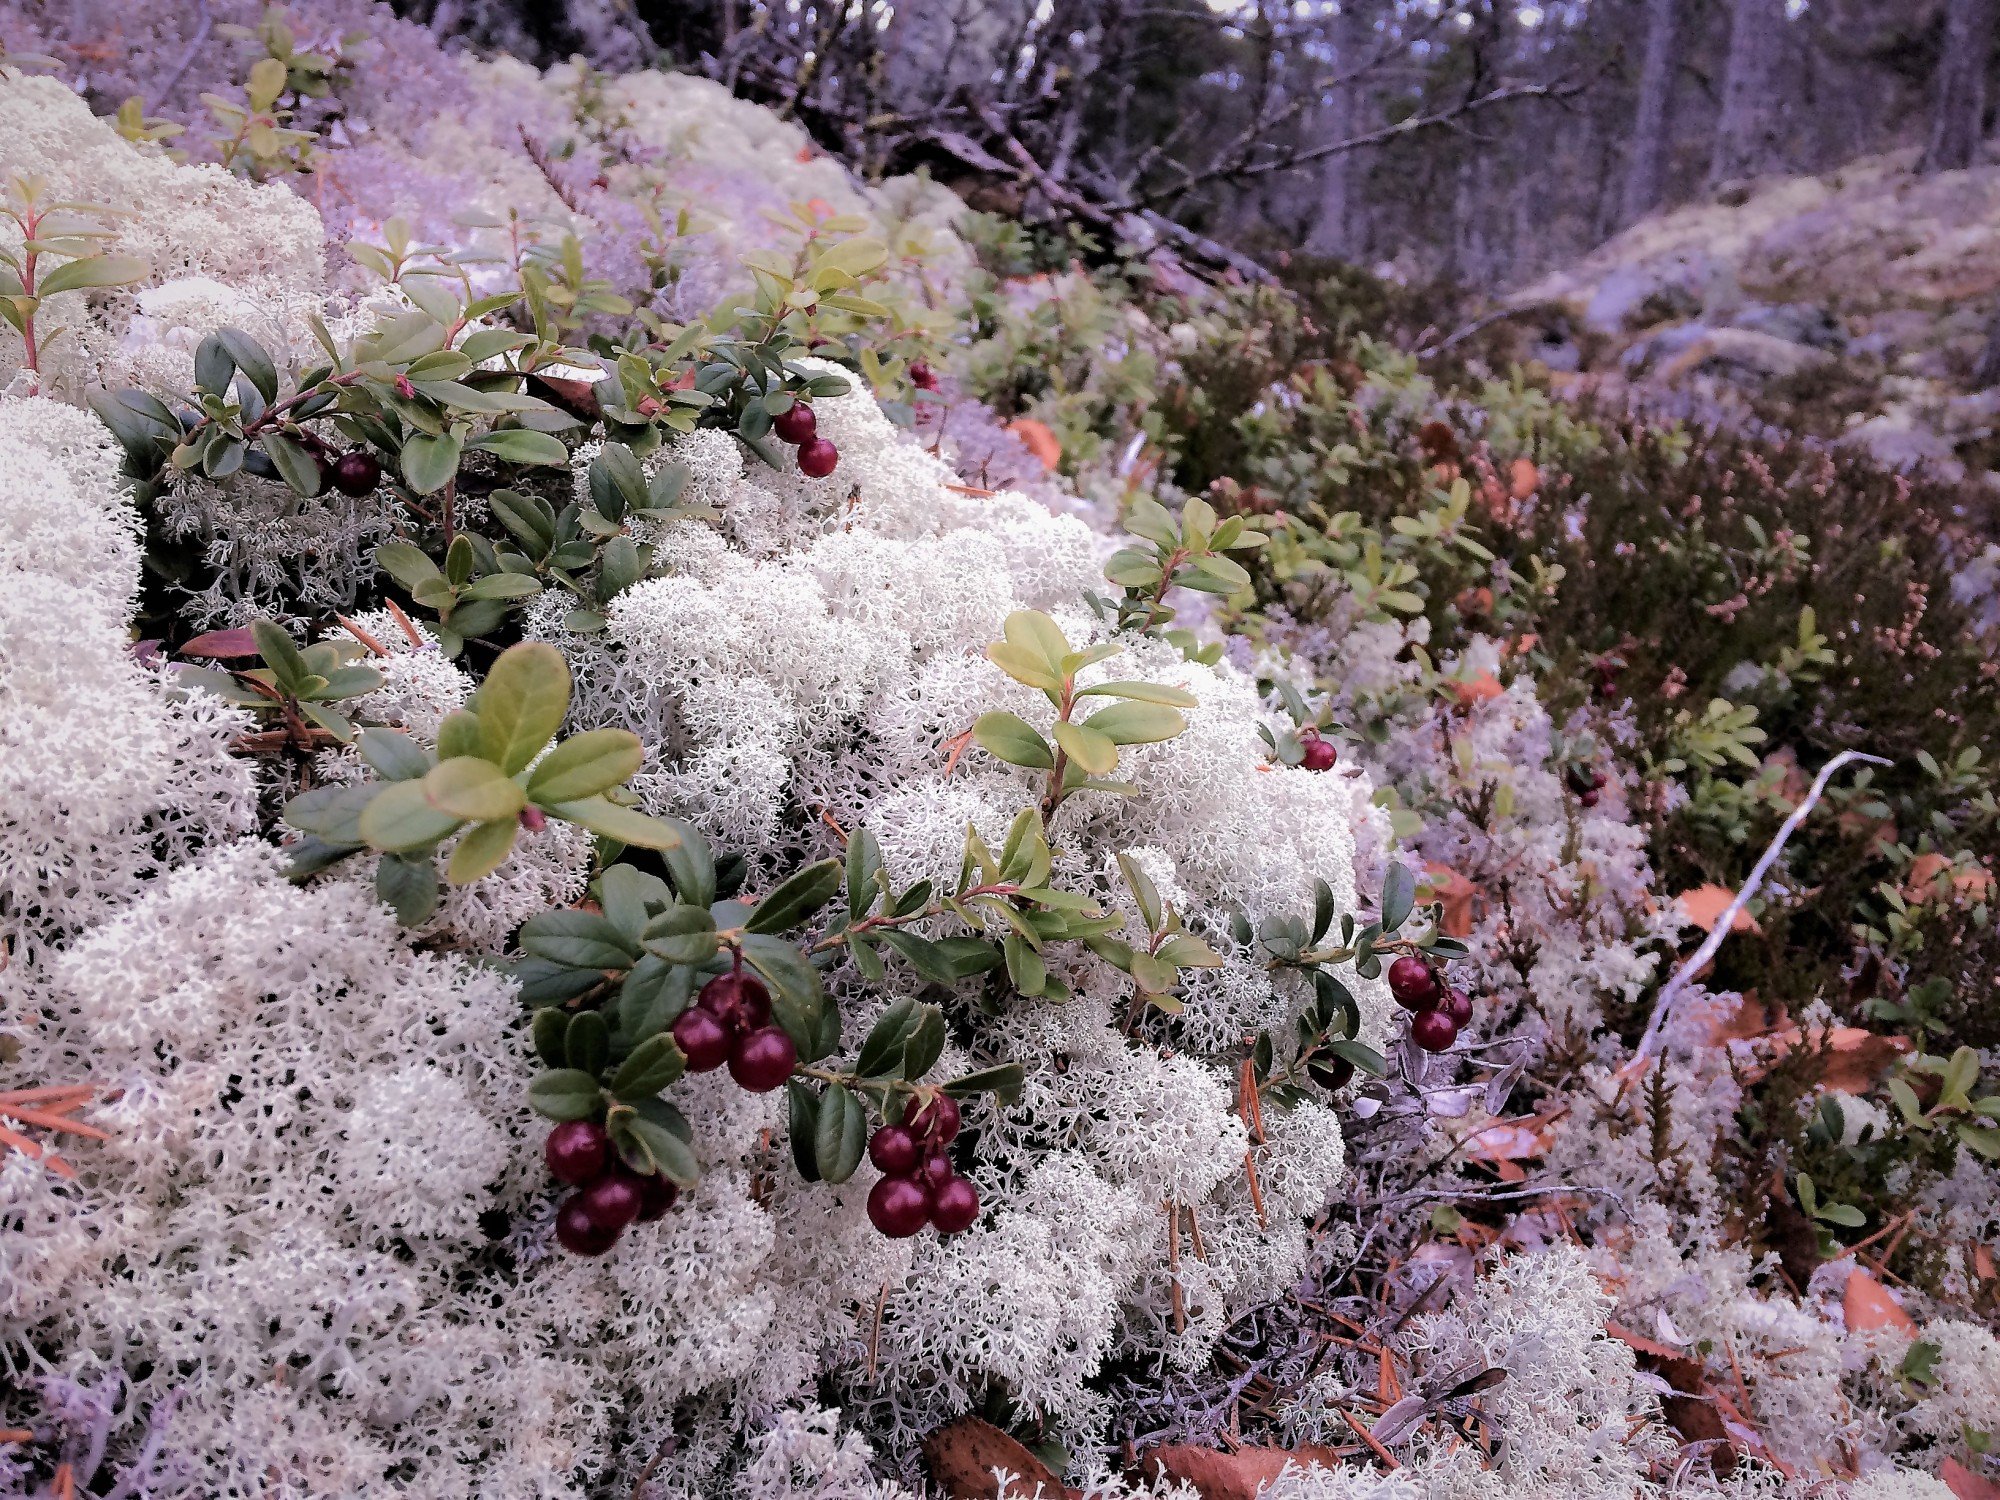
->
[
  {"left": 1919, "top": 0, "right": 1997, "bottom": 173},
  {"left": 1305, "top": 5, "right": 1366, "bottom": 256},
  {"left": 1709, "top": 0, "right": 1791, "bottom": 187},
  {"left": 1621, "top": 0, "right": 1681, "bottom": 223}
]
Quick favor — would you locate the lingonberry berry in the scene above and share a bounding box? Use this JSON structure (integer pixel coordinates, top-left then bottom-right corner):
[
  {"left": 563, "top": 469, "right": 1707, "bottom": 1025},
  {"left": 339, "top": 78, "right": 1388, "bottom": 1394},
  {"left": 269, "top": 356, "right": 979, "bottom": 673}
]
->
[
  {"left": 867, "top": 1174, "right": 932, "bottom": 1238},
  {"left": 672, "top": 1007, "right": 731, "bottom": 1072},
  {"left": 931, "top": 1174, "right": 980, "bottom": 1234},
  {"left": 868, "top": 1124, "right": 921, "bottom": 1177},
  {"left": 909, "top": 360, "right": 938, "bottom": 391},
  {"left": 728, "top": 1026, "right": 798, "bottom": 1092},
  {"left": 1300, "top": 737, "right": 1338, "bottom": 772},
  {"left": 1579, "top": 789, "right": 1600, "bottom": 808},
  {"left": 698, "top": 972, "right": 771, "bottom": 1033},
  {"left": 919, "top": 1151, "right": 955, "bottom": 1190},
  {"left": 629, "top": 1168, "right": 679, "bottom": 1223},
  {"left": 555, "top": 1195, "right": 621, "bottom": 1255},
  {"left": 330, "top": 450, "right": 381, "bottom": 497},
  {"left": 577, "top": 1172, "right": 643, "bottom": 1233},
  {"left": 1410, "top": 1008, "right": 1459, "bottom": 1052},
  {"left": 1387, "top": 956, "right": 1438, "bottom": 1010},
  {"left": 904, "top": 1093, "right": 962, "bottom": 1145},
  {"left": 543, "top": 1119, "right": 609, "bottom": 1186},
  {"left": 1444, "top": 988, "right": 1473, "bottom": 1027},
  {"left": 797, "top": 437, "right": 839, "bottom": 478},
  {"left": 773, "top": 402, "right": 817, "bottom": 445}
]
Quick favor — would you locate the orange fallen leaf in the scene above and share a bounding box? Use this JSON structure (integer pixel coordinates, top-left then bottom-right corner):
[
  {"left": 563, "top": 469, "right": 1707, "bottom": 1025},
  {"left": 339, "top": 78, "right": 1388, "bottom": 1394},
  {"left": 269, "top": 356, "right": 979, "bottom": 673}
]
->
[
  {"left": 1975, "top": 1243, "right": 1995, "bottom": 1281},
  {"left": 1843, "top": 1269, "right": 1916, "bottom": 1335},
  {"left": 1143, "top": 1444, "right": 1350, "bottom": 1499},
  {"left": 922, "top": 1417, "right": 1080, "bottom": 1500},
  {"left": 1944, "top": 1458, "right": 2000, "bottom": 1500},
  {"left": 1605, "top": 1321, "right": 1685, "bottom": 1362},
  {"left": 1006, "top": 418, "right": 1062, "bottom": 470},
  {"left": 1675, "top": 884, "right": 1760, "bottom": 936},
  {"left": 1466, "top": 1119, "right": 1553, "bottom": 1163},
  {"left": 1703, "top": 991, "right": 1786, "bottom": 1046},
  {"left": 1904, "top": 851, "right": 1997, "bottom": 906},
  {"left": 1508, "top": 458, "right": 1540, "bottom": 500},
  {"left": 1444, "top": 672, "right": 1504, "bottom": 708},
  {"left": 1758, "top": 1025, "right": 1911, "bottom": 1093},
  {"left": 1422, "top": 862, "right": 1477, "bottom": 939}
]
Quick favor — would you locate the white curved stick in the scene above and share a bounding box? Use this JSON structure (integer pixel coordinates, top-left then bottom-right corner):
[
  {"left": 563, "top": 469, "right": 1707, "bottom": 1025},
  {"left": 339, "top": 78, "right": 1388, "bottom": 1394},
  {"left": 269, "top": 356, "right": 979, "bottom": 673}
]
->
[{"left": 1634, "top": 749, "right": 1891, "bottom": 1060}]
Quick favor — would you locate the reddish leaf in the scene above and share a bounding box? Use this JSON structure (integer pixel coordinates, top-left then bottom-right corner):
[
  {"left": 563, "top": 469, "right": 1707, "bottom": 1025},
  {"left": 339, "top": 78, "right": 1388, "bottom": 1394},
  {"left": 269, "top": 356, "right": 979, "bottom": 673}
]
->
[
  {"left": 1006, "top": 418, "right": 1062, "bottom": 470},
  {"left": 921, "top": 1417, "right": 1080, "bottom": 1500},
  {"left": 1142, "top": 1444, "right": 1351, "bottom": 1500},
  {"left": 1944, "top": 1459, "right": 2000, "bottom": 1499},
  {"left": 1843, "top": 1269, "right": 1916, "bottom": 1336},
  {"left": 179, "top": 627, "right": 261, "bottom": 659}
]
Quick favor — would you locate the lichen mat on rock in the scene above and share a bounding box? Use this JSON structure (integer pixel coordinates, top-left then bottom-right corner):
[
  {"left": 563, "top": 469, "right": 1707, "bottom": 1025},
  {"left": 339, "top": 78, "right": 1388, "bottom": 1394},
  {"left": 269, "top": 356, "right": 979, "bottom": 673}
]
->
[{"left": 1, "top": 12, "right": 1997, "bottom": 1499}]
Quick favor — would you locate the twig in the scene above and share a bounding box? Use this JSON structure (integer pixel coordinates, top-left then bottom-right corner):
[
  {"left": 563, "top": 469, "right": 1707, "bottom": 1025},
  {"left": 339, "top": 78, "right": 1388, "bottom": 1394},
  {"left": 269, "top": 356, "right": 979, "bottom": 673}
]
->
[
  {"left": 1166, "top": 1199, "right": 1186, "bottom": 1334},
  {"left": 1635, "top": 750, "right": 1889, "bottom": 1059},
  {"left": 1340, "top": 1407, "right": 1401, "bottom": 1469}
]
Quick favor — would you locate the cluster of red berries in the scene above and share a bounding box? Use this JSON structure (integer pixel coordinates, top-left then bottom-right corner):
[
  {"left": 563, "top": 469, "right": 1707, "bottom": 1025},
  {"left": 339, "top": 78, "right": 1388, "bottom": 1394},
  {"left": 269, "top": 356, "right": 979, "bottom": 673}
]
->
[
  {"left": 773, "top": 400, "right": 840, "bottom": 479},
  {"left": 545, "top": 1118, "right": 678, "bottom": 1255},
  {"left": 864, "top": 1095, "right": 980, "bottom": 1239},
  {"left": 1566, "top": 764, "right": 1609, "bottom": 809},
  {"left": 1388, "top": 955, "right": 1473, "bottom": 1053},
  {"left": 1299, "top": 726, "right": 1338, "bottom": 773},
  {"left": 672, "top": 972, "right": 799, "bottom": 1092}
]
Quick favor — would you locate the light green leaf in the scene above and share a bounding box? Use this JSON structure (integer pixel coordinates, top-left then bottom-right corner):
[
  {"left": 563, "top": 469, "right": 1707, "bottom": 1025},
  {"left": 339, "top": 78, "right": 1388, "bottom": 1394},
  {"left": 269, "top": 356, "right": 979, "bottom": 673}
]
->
[
  {"left": 546, "top": 796, "right": 683, "bottom": 850},
  {"left": 474, "top": 641, "right": 571, "bottom": 774},
  {"left": 357, "top": 777, "right": 464, "bottom": 853},
  {"left": 1050, "top": 720, "right": 1119, "bottom": 775},
  {"left": 37, "top": 253, "right": 148, "bottom": 297},
  {"left": 469, "top": 428, "right": 569, "bottom": 466},
  {"left": 1077, "top": 680, "right": 1198, "bottom": 707},
  {"left": 1082, "top": 701, "right": 1185, "bottom": 746},
  {"left": 446, "top": 817, "right": 519, "bottom": 884},
  {"left": 423, "top": 756, "right": 527, "bottom": 822},
  {"left": 527, "top": 728, "right": 642, "bottom": 803},
  {"left": 973, "top": 711, "right": 1054, "bottom": 770}
]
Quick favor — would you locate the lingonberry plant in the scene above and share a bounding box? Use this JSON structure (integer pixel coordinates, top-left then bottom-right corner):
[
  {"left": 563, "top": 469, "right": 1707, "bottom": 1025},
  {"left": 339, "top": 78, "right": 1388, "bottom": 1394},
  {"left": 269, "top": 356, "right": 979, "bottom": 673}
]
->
[{"left": 0, "top": 176, "right": 146, "bottom": 394}]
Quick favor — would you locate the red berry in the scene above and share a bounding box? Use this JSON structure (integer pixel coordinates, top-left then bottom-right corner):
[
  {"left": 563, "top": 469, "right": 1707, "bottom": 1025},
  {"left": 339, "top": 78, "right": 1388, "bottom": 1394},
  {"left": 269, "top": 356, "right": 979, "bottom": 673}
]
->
[
  {"left": 556, "top": 1195, "right": 621, "bottom": 1255},
  {"left": 1579, "top": 789, "right": 1600, "bottom": 808},
  {"left": 1410, "top": 1008, "right": 1459, "bottom": 1052},
  {"left": 867, "top": 1174, "right": 932, "bottom": 1238},
  {"left": 773, "top": 402, "right": 817, "bottom": 445},
  {"left": 1300, "top": 737, "right": 1338, "bottom": 772},
  {"left": 629, "top": 1168, "right": 679, "bottom": 1223},
  {"left": 698, "top": 972, "right": 771, "bottom": 1034},
  {"left": 543, "top": 1120, "right": 609, "bottom": 1186},
  {"left": 868, "top": 1125, "right": 921, "bottom": 1177},
  {"left": 919, "top": 1151, "right": 955, "bottom": 1189},
  {"left": 1444, "top": 988, "right": 1473, "bottom": 1027},
  {"left": 329, "top": 450, "right": 381, "bottom": 497},
  {"left": 796, "top": 437, "right": 839, "bottom": 479},
  {"left": 673, "top": 1007, "right": 731, "bottom": 1072},
  {"left": 728, "top": 1026, "right": 798, "bottom": 1092},
  {"left": 1387, "top": 956, "right": 1438, "bottom": 1010},
  {"left": 1591, "top": 770, "right": 1608, "bottom": 789},
  {"left": 904, "top": 1093, "right": 962, "bottom": 1145},
  {"left": 577, "top": 1172, "right": 643, "bottom": 1233},
  {"left": 931, "top": 1174, "right": 980, "bottom": 1234},
  {"left": 909, "top": 360, "right": 938, "bottom": 391}
]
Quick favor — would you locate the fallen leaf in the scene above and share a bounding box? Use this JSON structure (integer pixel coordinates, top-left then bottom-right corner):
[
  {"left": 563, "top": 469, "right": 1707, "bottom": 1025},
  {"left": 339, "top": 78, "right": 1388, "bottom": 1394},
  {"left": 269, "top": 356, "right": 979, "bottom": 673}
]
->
[
  {"left": 1465, "top": 1119, "right": 1553, "bottom": 1162},
  {"left": 1623, "top": 1341, "right": 1735, "bottom": 1474},
  {"left": 1904, "top": 851, "right": 1997, "bottom": 906},
  {"left": 1758, "top": 1025, "right": 1910, "bottom": 1093},
  {"left": 1142, "top": 1444, "right": 1350, "bottom": 1499},
  {"left": 922, "top": 1418, "right": 1080, "bottom": 1500},
  {"left": 1508, "top": 457, "right": 1540, "bottom": 500},
  {"left": 1444, "top": 672, "right": 1504, "bottom": 708},
  {"left": 1843, "top": 1268, "right": 1917, "bottom": 1336},
  {"left": 1422, "top": 863, "right": 1477, "bottom": 939},
  {"left": 1702, "top": 991, "right": 1786, "bottom": 1046},
  {"left": 1006, "top": 418, "right": 1062, "bottom": 470},
  {"left": 1676, "top": 884, "right": 1760, "bottom": 936},
  {"left": 1944, "top": 1458, "right": 2000, "bottom": 1500},
  {"left": 179, "top": 627, "right": 261, "bottom": 659}
]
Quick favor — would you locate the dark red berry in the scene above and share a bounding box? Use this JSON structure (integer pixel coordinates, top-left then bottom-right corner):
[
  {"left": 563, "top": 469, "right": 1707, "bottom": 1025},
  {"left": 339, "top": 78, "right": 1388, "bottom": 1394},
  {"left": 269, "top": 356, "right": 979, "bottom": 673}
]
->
[
  {"left": 797, "top": 437, "right": 839, "bottom": 479},
  {"left": 629, "top": 1168, "right": 679, "bottom": 1223},
  {"left": 867, "top": 1174, "right": 932, "bottom": 1238},
  {"left": 555, "top": 1195, "right": 621, "bottom": 1255},
  {"left": 698, "top": 972, "right": 772, "bottom": 1034},
  {"left": 1591, "top": 770, "right": 1608, "bottom": 789},
  {"left": 577, "top": 1172, "right": 643, "bottom": 1233},
  {"left": 1444, "top": 988, "right": 1473, "bottom": 1027},
  {"left": 673, "top": 1007, "right": 731, "bottom": 1072},
  {"left": 330, "top": 450, "right": 381, "bottom": 497},
  {"left": 1387, "top": 956, "right": 1438, "bottom": 1011},
  {"left": 1579, "top": 789, "right": 1600, "bottom": 808},
  {"left": 931, "top": 1174, "right": 980, "bottom": 1234},
  {"left": 868, "top": 1125, "right": 921, "bottom": 1177},
  {"left": 728, "top": 1026, "right": 798, "bottom": 1092},
  {"left": 1300, "top": 737, "right": 1338, "bottom": 772},
  {"left": 909, "top": 360, "right": 938, "bottom": 391},
  {"left": 919, "top": 1151, "right": 955, "bottom": 1190},
  {"left": 773, "top": 402, "right": 817, "bottom": 445},
  {"left": 543, "top": 1120, "right": 609, "bottom": 1186},
  {"left": 904, "top": 1093, "right": 962, "bottom": 1145},
  {"left": 1410, "top": 1008, "right": 1459, "bottom": 1052}
]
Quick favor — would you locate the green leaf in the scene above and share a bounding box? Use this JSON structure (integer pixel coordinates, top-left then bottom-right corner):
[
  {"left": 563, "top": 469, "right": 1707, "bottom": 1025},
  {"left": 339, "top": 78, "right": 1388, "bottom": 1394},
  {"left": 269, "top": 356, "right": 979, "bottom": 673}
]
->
[
  {"left": 1076, "top": 680, "right": 1199, "bottom": 707},
  {"left": 1001, "top": 610, "right": 1072, "bottom": 676},
  {"left": 565, "top": 1010, "right": 611, "bottom": 1075},
  {"left": 527, "top": 728, "right": 643, "bottom": 803},
  {"left": 527, "top": 1068, "right": 601, "bottom": 1121},
  {"left": 1958, "top": 1123, "right": 2000, "bottom": 1161},
  {"left": 519, "top": 910, "right": 638, "bottom": 969},
  {"left": 787, "top": 1081, "right": 822, "bottom": 1183},
  {"left": 474, "top": 642, "right": 572, "bottom": 774},
  {"left": 357, "top": 778, "right": 464, "bottom": 853},
  {"left": 1050, "top": 720, "right": 1118, "bottom": 775},
  {"left": 942, "top": 1063, "right": 1025, "bottom": 1104},
  {"left": 400, "top": 429, "right": 464, "bottom": 494},
  {"left": 375, "top": 541, "right": 443, "bottom": 592},
  {"left": 531, "top": 1007, "right": 569, "bottom": 1068},
  {"left": 547, "top": 796, "right": 684, "bottom": 850},
  {"left": 1118, "top": 852, "right": 1164, "bottom": 932},
  {"left": 436, "top": 709, "right": 483, "bottom": 760},
  {"left": 471, "top": 427, "right": 569, "bottom": 466},
  {"left": 447, "top": 817, "right": 518, "bottom": 883},
  {"left": 877, "top": 928, "right": 963, "bottom": 987},
  {"left": 250, "top": 619, "right": 309, "bottom": 694},
  {"left": 375, "top": 854, "right": 439, "bottom": 926},
  {"left": 611, "top": 1034, "right": 685, "bottom": 1099},
  {"left": 987, "top": 640, "right": 1062, "bottom": 693},
  {"left": 617, "top": 956, "right": 692, "bottom": 1044},
  {"left": 599, "top": 864, "right": 673, "bottom": 944},
  {"left": 739, "top": 934, "right": 824, "bottom": 1054},
  {"left": 261, "top": 431, "right": 323, "bottom": 496},
  {"left": 746, "top": 859, "right": 843, "bottom": 935},
  {"left": 846, "top": 827, "right": 883, "bottom": 918},
  {"left": 423, "top": 756, "right": 527, "bottom": 823},
  {"left": 641, "top": 905, "right": 719, "bottom": 965},
  {"left": 813, "top": 1082, "right": 868, "bottom": 1183},
  {"left": 1083, "top": 701, "right": 1186, "bottom": 746},
  {"left": 1381, "top": 863, "right": 1417, "bottom": 934},
  {"left": 902, "top": 1005, "right": 948, "bottom": 1079},
  {"left": 973, "top": 711, "right": 1054, "bottom": 770},
  {"left": 855, "top": 997, "right": 922, "bottom": 1078},
  {"left": 358, "top": 728, "right": 432, "bottom": 782},
  {"left": 514, "top": 958, "right": 602, "bottom": 1008},
  {"left": 1327, "top": 1039, "right": 1388, "bottom": 1077},
  {"left": 37, "top": 253, "right": 148, "bottom": 297},
  {"left": 613, "top": 1105, "right": 700, "bottom": 1186},
  {"left": 214, "top": 327, "right": 277, "bottom": 402}
]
